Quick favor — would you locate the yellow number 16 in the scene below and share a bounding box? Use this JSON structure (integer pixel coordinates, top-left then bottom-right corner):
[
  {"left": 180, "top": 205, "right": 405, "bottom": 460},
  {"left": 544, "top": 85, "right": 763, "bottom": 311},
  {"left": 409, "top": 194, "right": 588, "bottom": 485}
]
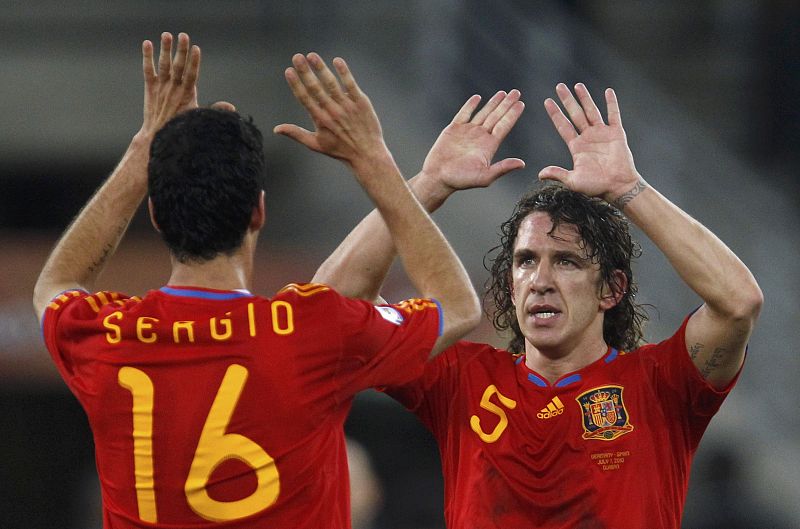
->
[{"left": 118, "top": 364, "right": 280, "bottom": 523}]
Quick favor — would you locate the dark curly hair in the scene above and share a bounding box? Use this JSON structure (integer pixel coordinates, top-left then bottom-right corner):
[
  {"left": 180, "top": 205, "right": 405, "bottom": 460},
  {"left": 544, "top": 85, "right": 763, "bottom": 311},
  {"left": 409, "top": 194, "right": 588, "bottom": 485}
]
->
[
  {"left": 486, "top": 183, "right": 648, "bottom": 353},
  {"left": 148, "top": 108, "right": 265, "bottom": 263}
]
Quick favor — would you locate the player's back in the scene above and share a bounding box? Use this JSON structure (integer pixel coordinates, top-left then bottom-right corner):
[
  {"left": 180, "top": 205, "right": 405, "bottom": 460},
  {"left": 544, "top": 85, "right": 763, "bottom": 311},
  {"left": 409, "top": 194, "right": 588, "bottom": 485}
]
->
[{"left": 43, "top": 283, "right": 440, "bottom": 528}]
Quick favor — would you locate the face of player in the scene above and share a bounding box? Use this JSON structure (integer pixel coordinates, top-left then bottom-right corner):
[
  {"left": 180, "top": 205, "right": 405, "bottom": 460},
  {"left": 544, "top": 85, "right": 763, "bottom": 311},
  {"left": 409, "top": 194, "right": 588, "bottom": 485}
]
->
[{"left": 511, "top": 212, "right": 615, "bottom": 359}]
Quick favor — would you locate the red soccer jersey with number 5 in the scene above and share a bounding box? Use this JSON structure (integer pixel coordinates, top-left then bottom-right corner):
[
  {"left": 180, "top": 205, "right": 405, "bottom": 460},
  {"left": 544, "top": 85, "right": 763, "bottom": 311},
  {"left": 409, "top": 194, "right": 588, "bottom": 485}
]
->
[
  {"left": 384, "top": 316, "right": 740, "bottom": 529},
  {"left": 42, "top": 284, "right": 441, "bottom": 529}
]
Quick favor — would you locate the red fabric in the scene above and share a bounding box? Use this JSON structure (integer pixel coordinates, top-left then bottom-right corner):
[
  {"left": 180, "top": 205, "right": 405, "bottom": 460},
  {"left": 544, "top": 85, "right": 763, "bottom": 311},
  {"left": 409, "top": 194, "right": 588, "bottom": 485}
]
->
[
  {"left": 43, "top": 284, "right": 440, "bottom": 529},
  {"left": 385, "top": 316, "right": 739, "bottom": 529}
]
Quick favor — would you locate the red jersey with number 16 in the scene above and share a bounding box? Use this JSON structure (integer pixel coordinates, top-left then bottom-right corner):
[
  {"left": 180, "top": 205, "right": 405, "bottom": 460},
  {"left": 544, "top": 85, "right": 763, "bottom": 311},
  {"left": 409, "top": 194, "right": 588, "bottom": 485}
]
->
[
  {"left": 43, "top": 284, "right": 441, "bottom": 529},
  {"left": 384, "top": 316, "right": 740, "bottom": 529}
]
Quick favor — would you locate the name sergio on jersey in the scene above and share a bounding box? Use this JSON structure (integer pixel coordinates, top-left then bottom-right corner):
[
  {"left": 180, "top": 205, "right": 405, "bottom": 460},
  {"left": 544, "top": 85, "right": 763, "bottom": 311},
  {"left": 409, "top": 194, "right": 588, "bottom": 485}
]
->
[{"left": 102, "top": 301, "right": 294, "bottom": 345}]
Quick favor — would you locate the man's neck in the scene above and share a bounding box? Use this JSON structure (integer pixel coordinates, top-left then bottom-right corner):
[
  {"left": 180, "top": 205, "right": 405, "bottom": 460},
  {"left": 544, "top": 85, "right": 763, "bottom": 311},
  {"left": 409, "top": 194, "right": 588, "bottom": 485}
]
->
[
  {"left": 167, "top": 252, "right": 251, "bottom": 292},
  {"left": 524, "top": 337, "right": 609, "bottom": 384}
]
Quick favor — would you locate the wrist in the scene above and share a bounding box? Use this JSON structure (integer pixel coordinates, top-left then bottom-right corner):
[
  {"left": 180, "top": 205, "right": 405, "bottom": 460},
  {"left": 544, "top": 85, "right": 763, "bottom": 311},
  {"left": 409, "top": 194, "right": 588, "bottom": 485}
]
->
[
  {"left": 131, "top": 129, "right": 156, "bottom": 151},
  {"left": 607, "top": 175, "right": 648, "bottom": 211},
  {"left": 410, "top": 170, "right": 456, "bottom": 212},
  {"left": 349, "top": 148, "right": 400, "bottom": 183}
]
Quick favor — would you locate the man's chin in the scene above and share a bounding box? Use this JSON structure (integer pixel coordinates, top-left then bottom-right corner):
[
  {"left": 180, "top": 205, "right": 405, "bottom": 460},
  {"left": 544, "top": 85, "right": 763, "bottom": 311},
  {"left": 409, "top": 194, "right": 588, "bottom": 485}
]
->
[{"left": 524, "top": 333, "right": 566, "bottom": 354}]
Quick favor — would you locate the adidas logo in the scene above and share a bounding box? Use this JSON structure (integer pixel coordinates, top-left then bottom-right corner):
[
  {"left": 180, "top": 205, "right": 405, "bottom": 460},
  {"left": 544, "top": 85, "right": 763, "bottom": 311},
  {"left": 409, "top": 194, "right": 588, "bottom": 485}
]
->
[{"left": 537, "top": 396, "right": 565, "bottom": 419}]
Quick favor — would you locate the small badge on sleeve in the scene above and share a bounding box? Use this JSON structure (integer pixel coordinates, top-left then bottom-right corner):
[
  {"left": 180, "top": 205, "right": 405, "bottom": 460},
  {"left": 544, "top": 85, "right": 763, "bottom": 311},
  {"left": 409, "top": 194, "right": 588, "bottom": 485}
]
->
[{"left": 375, "top": 306, "right": 405, "bottom": 326}]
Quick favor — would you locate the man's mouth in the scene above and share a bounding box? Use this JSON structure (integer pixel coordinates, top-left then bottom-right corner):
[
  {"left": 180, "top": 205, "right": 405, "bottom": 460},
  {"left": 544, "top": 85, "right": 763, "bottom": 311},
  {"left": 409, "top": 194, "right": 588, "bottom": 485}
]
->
[{"left": 528, "top": 305, "right": 561, "bottom": 322}]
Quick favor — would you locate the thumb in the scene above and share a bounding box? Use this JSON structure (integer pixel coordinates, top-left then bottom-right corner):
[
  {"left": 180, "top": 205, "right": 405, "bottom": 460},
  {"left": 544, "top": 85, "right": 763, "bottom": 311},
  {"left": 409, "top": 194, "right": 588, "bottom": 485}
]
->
[
  {"left": 273, "top": 124, "right": 319, "bottom": 151},
  {"left": 538, "top": 165, "right": 569, "bottom": 183},
  {"left": 487, "top": 158, "right": 526, "bottom": 184}
]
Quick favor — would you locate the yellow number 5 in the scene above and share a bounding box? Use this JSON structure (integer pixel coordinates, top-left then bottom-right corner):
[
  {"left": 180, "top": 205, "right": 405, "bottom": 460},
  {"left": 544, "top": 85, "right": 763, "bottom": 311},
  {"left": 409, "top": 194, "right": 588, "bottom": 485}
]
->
[
  {"left": 469, "top": 384, "right": 517, "bottom": 443},
  {"left": 118, "top": 364, "right": 280, "bottom": 523}
]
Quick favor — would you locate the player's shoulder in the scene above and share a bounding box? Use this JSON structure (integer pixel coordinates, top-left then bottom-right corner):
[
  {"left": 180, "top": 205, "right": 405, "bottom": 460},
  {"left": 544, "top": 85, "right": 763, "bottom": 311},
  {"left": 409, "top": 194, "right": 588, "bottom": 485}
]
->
[
  {"left": 275, "top": 282, "right": 334, "bottom": 301},
  {"left": 269, "top": 282, "right": 345, "bottom": 317},
  {"left": 611, "top": 340, "right": 676, "bottom": 377},
  {"left": 48, "top": 289, "right": 141, "bottom": 316}
]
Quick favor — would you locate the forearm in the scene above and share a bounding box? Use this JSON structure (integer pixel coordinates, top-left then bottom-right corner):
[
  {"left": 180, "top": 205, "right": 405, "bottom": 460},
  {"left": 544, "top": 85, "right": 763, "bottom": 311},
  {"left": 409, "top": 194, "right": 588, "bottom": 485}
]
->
[
  {"left": 313, "top": 169, "right": 455, "bottom": 301},
  {"left": 620, "top": 181, "right": 762, "bottom": 320},
  {"left": 349, "top": 153, "right": 480, "bottom": 350},
  {"left": 33, "top": 134, "right": 151, "bottom": 317}
]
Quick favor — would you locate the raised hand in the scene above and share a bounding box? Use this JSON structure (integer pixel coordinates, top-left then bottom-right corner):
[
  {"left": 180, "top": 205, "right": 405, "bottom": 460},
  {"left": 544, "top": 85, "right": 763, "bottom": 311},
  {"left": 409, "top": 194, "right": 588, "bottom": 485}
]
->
[
  {"left": 539, "top": 83, "right": 644, "bottom": 207},
  {"left": 274, "top": 53, "right": 389, "bottom": 170},
  {"left": 420, "top": 90, "right": 525, "bottom": 193},
  {"left": 140, "top": 32, "right": 201, "bottom": 137}
]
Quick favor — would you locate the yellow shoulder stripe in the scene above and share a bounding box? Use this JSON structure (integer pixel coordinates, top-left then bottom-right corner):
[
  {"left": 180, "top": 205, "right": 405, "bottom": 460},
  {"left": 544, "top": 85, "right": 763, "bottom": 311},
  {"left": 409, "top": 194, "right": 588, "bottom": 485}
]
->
[
  {"left": 82, "top": 291, "right": 140, "bottom": 313},
  {"left": 47, "top": 290, "right": 83, "bottom": 312},
  {"left": 396, "top": 298, "right": 437, "bottom": 315},
  {"left": 278, "top": 283, "right": 330, "bottom": 297}
]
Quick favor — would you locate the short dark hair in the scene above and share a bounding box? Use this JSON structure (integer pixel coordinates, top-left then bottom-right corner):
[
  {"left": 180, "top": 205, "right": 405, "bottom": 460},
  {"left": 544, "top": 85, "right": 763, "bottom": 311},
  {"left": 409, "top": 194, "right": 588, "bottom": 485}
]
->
[
  {"left": 486, "top": 184, "right": 648, "bottom": 353},
  {"left": 148, "top": 108, "right": 265, "bottom": 263}
]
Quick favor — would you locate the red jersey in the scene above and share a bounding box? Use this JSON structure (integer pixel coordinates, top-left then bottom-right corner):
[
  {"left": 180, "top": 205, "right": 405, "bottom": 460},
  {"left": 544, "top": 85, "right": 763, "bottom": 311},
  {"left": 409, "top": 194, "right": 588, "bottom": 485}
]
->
[
  {"left": 384, "top": 317, "right": 739, "bottom": 529},
  {"left": 42, "top": 284, "right": 441, "bottom": 529}
]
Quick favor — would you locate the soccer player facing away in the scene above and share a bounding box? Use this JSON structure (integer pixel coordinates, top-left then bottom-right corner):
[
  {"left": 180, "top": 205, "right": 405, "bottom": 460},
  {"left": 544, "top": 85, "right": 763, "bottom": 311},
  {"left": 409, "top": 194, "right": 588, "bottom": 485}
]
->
[
  {"left": 32, "top": 34, "right": 481, "bottom": 529},
  {"left": 313, "top": 83, "right": 763, "bottom": 528}
]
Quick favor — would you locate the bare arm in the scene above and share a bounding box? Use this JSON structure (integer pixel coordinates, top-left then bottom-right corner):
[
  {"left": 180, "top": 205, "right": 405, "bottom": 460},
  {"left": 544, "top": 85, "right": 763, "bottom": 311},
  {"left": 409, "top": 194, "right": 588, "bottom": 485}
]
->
[
  {"left": 274, "top": 56, "right": 521, "bottom": 355},
  {"left": 312, "top": 91, "right": 526, "bottom": 303},
  {"left": 33, "top": 33, "right": 203, "bottom": 322},
  {"left": 540, "top": 83, "right": 763, "bottom": 389}
]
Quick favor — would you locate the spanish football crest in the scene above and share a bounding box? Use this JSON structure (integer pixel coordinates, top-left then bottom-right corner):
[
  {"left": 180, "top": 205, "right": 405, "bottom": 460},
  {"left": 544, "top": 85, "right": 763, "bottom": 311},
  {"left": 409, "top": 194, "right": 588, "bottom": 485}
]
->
[{"left": 576, "top": 385, "right": 634, "bottom": 441}]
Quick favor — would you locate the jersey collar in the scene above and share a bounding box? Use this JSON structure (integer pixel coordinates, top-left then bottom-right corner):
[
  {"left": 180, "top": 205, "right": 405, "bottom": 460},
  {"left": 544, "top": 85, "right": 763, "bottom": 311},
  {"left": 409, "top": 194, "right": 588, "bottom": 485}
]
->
[
  {"left": 159, "top": 285, "right": 254, "bottom": 300},
  {"left": 517, "top": 346, "right": 620, "bottom": 389}
]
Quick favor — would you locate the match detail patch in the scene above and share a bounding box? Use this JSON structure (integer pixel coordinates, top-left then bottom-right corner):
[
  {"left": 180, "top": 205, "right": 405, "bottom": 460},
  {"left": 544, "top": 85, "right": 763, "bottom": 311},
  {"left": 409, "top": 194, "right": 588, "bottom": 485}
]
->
[{"left": 375, "top": 306, "right": 404, "bottom": 326}]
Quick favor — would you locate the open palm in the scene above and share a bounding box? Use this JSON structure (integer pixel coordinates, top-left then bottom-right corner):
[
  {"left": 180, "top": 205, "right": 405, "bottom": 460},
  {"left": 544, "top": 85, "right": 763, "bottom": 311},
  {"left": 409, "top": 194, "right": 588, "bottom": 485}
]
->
[
  {"left": 422, "top": 91, "right": 526, "bottom": 192},
  {"left": 539, "top": 83, "right": 640, "bottom": 203}
]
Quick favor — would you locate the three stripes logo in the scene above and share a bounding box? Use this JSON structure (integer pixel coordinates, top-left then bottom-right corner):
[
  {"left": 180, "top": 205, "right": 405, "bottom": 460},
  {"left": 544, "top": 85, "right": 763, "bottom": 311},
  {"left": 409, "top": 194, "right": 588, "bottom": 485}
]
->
[{"left": 537, "top": 396, "right": 565, "bottom": 419}]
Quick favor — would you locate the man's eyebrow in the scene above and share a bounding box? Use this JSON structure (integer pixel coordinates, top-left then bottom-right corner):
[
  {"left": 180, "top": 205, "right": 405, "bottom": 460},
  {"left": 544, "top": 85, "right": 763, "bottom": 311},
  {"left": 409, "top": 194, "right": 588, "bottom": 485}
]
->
[{"left": 554, "top": 249, "right": 590, "bottom": 262}]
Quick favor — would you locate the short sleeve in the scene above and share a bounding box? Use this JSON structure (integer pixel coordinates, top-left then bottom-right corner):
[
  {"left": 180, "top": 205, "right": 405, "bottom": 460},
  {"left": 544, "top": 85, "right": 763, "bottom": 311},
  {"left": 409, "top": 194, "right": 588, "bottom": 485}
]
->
[
  {"left": 382, "top": 341, "right": 485, "bottom": 433},
  {"left": 637, "top": 315, "right": 744, "bottom": 446},
  {"left": 42, "top": 289, "right": 134, "bottom": 391},
  {"left": 326, "top": 291, "right": 442, "bottom": 396}
]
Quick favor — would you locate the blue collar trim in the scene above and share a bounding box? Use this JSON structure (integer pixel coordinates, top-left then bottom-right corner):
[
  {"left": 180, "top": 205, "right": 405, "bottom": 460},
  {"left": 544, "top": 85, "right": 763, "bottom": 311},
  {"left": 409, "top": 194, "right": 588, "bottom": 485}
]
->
[
  {"left": 527, "top": 373, "right": 548, "bottom": 387},
  {"left": 555, "top": 373, "right": 582, "bottom": 387},
  {"left": 160, "top": 287, "right": 253, "bottom": 300},
  {"left": 604, "top": 348, "right": 619, "bottom": 363}
]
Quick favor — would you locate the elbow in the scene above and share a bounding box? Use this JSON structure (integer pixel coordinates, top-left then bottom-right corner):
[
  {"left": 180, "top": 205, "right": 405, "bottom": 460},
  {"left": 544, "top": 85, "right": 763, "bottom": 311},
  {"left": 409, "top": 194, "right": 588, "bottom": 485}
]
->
[
  {"left": 742, "top": 284, "right": 764, "bottom": 321},
  {"left": 440, "top": 292, "right": 482, "bottom": 338},
  {"left": 467, "top": 295, "right": 483, "bottom": 330},
  {"left": 456, "top": 293, "right": 483, "bottom": 335},
  {"left": 720, "top": 281, "right": 764, "bottom": 325},
  {"left": 429, "top": 294, "right": 482, "bottom": 359},
  {"left": 736, "top": 279, "right": 764, "bottom": 321},
  {"left": 32, "top": 279, "right": 50, "bottom": 322}
]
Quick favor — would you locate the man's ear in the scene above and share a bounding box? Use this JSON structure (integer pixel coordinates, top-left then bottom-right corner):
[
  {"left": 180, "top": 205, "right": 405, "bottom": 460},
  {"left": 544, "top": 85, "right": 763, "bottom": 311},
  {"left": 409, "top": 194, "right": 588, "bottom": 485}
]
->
[
  {"left": 148, "top": 197, "right": 161, "bottom": 232},
  {"left": 249, "top": 190, "right": 266, "bottom": 231},
  {"left": 600, "top": 269, "right": 628, "bottom": 311}
]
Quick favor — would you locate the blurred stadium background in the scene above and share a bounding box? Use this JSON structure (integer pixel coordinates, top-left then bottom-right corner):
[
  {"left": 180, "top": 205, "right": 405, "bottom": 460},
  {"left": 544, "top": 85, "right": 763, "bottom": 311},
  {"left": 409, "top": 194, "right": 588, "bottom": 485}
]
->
[{"left": 1, "top": 1, "right": 798, "bottom": 528}]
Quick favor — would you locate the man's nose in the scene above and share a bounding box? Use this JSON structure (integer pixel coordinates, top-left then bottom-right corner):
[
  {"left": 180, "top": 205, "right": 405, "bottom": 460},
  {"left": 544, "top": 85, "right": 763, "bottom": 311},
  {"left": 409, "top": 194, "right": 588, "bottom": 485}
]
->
[{"left": 530, "top": 261, "right": 554, "bottom": 293}]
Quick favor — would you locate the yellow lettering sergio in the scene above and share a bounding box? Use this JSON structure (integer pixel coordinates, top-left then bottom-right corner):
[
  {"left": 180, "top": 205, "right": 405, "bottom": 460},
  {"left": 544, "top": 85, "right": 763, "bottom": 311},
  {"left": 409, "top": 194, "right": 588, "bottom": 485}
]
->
[
  {"left": 104, "top": 311, "right": 123, "bottom": 344},
  {"left": 210, "top": 313, "right": 233, "bottom": 341},
  {"left": 173, "top": 321, "right": 196, "bottom": 343},
  {"left": 270, "top": 301, "right": 294, "bottom": 336},
  {"left": 101, "top": 302, "right": 296, "bottom": 344},
  {"left": 137, "top": 317, "right": 159, "bottom": 344}
]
